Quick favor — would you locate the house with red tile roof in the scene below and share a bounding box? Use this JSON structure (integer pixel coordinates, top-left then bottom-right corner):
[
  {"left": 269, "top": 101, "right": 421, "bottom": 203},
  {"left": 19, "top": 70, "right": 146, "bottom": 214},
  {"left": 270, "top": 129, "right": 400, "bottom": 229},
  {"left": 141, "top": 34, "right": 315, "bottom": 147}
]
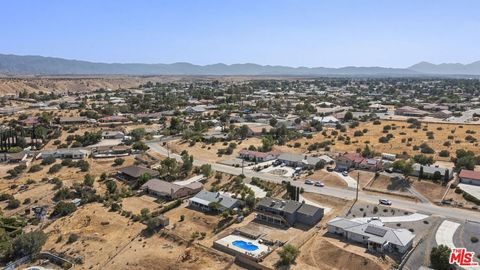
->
[
  {"left": 335, "top": 152, "right": 364, "bottom": 171},
  {"left": 459, "top": 169, "right": 480, "bottom": 186}
]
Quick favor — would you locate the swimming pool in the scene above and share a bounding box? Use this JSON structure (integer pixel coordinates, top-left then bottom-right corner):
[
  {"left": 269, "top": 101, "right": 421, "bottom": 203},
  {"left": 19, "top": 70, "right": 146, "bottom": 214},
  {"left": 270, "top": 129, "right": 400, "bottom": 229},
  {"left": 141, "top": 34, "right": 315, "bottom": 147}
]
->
[{"left": 232, "top": 240, "right": 259, "bottom": 251}]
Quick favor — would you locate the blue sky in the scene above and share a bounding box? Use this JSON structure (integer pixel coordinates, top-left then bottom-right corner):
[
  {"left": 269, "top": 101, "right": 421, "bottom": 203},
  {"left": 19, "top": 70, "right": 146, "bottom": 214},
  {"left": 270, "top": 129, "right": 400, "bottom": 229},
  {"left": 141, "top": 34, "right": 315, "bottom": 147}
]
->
[{"left": 1, "top": 0, "right": 480, "bottom": 67}]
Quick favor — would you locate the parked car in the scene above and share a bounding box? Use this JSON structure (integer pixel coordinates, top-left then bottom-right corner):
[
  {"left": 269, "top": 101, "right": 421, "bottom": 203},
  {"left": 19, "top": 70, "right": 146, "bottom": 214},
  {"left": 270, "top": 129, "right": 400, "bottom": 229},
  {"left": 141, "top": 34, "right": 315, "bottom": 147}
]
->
[
  {"left": 314, "top": 181, "right": 324, "bottom": 187},
  {"left": 379, "top": 199, "right": 392, "bottom": 205},
  {"left": 385, "top": 167, "right": 393, "bottom": 173},
  {"left": 304, "top": 179, "right": 314, "bottom": 185},
  {"left": 342, "top": 171, "right": 349, "bottom": 177},
  {"left": 326, "top": 167, "right": 334, "bottom": 172}
]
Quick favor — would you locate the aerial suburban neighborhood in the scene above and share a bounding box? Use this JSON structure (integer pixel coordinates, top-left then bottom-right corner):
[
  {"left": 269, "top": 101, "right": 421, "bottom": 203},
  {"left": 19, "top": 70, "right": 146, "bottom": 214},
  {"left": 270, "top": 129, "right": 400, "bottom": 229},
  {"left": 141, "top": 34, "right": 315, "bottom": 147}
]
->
[{"left": 0, "top": 76, "right": 479, "bottom": 270}]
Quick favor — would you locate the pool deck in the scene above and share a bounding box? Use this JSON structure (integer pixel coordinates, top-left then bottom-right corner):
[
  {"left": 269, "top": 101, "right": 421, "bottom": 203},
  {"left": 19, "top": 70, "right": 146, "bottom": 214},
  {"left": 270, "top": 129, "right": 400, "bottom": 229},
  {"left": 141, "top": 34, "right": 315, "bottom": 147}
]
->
[{"left": 213, "top": 234, "right": 271, "bottom": 261}]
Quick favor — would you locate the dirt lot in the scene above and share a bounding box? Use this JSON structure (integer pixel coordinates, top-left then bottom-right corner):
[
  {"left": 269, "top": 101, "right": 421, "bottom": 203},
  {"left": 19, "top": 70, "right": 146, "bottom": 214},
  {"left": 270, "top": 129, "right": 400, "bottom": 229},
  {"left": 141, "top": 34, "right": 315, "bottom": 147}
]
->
[
  {"left": 411, "top": 179, "right": 448, "bottom": 203},
  {"left": 167, "top": 138, "right": 263, "bottom": 163},
  {"left": 370, "top": 174, "right": 410, "bottom": 194},
  {"left": 300, "top": 170, "right": 347, "bottom": 188},
  {"left": 350, "top": 170, "right": 375, "bottom": 188},
  {"left": 108, "top": 232, "right": 235, "bottom": 270},
  {"left": 287, "top": 120, "right": 480, "bottom": 158},
  {"left": 163, "top": 202, "right": 222, "bottom": 241},
  {"left": 42, "top": 203, "right": 145, "bottom": 270},
  {"left": 121, "top": 195, "right": 161, "bottom": 215}
]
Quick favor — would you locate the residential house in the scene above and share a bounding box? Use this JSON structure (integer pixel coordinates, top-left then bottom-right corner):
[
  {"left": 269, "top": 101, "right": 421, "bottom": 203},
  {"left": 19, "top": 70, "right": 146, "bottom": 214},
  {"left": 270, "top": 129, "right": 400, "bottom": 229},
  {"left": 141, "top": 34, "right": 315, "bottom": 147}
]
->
[
  {"left": 40, "top": 149, "right": 89, "bottom": 159},
  {"left": 458, "top": 169, "right": 480, "bottom": 186},
  {"left": 238, "top": 149, "right": 281, "bottom": 162},
  {"left": 102, "top": 131, "right": 125, "bottom": 140},
  {"left": 117, "top": 165, "right": 160, "bottom": 183},
  {"left": 313, "top": 116, "right": 339, "bottom": 125},
  {"left": 255, "top": 197, "right": 324, "bottom": 227},
  {"left": 411, "top": 163, "right": 453, "bottom": 180},
  {"left": 244, "top": 124, "right": 273, "bottom": 137},
  {"left": 277, "top": 153, "right": 322, "bottom": 169},
  {"left": 433, "top": 110, "right": 453, "bottom": 119},
  {"left": 141, "top": 179, "right": 203, "bottom": 199},
  {"left": 98, "top": 115, "right": 129, "bottom": 123},
  {"left": 335, "top": 152, "right": 365, "bottom": 171},
  {"left": 91, "top": 145, "right": 131, "bottom": 158},
  {"left": 394, "top": 106, "right": 428, "bottom": 117},
  {"left": 188, "top": 190, "right": 241, "bottom": 212},
  {"left": 0, "top": 151, "right": 28, "bottom": 163},
  {"left": 59, "top": 117, "right": 93, "bottom": 125},
  {"left": 327, "top": 217, "right": 415, "bottom": 254},
  {"left": 185, "top": 105, "right": 207, "bottom": 114}
]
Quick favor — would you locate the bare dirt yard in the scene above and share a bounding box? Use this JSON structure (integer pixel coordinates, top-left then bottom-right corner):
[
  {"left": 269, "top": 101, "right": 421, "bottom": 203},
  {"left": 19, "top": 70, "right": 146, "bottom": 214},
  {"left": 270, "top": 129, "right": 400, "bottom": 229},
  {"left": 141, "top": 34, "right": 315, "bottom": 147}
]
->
[
  {"left": 107, "top": 232, "right": 236, "bottom": 270},
  {"left": 410, "top": 179, "right": 448, "bottom": 203},
  {"left": 163, "top": 202, "right": 221, "bottom": 241},
  {"left": 167, "top": 138, "right": 263, "bottom": 163},
  {"left": 300, "top": 170, "right": 347, "bottom": 188},
  {"left": 370, "top": 174, "right": 410, "bottom": 194},
  {"left": 42, "top": 203, "right": 145, "bottom": 270},
  {"left": 350, "top": 170, "right": 376, "bottom": 188},
  {"left": 121, "top": 195, "right": 161, "bottom": 215},
  {"left": 296, "top": 236, "right": 391, "bottom": 270}
]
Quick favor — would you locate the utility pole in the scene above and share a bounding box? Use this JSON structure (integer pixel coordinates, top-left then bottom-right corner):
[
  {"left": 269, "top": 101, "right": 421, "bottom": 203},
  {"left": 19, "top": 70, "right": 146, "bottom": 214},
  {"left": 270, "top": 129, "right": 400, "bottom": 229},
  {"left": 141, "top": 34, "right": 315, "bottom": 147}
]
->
[
  {"left": 241, "top": 159, "right": 244, "bottom": 175},
  {"left": 355, "top": 171, "right": 360, "bottom": 202}
]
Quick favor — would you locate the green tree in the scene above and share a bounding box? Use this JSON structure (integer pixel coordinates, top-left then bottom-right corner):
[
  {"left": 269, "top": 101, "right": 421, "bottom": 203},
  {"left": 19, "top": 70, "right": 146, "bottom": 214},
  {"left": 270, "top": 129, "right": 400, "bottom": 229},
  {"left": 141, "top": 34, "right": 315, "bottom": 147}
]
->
[
  {"left": 83, "top": 174, "right": 94, "bottom": 187},
  {"left": 344, "top": 111, "right": 353, "bottom": 122},
  {"left": 11, "top": 231, "right": 47, "bottom": 259},
  {"left": 278, "top": 244, "right": 300, "bottom": 265},
  {"left": 200, "top": 164, "right": 213, "bottom": 177},
  {"left": 430, "top": 245, "right": 454, "bottom": 270},
  {"left": 51, "top": 202, "right": 77, "bottom": 217}
]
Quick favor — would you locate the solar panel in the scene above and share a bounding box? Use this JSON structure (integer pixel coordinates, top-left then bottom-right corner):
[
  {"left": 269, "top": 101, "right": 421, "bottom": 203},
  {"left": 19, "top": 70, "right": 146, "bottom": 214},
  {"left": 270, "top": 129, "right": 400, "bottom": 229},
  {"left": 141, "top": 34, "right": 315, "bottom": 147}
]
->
[{"left": 365, "top": 225, "right": 387, "bottom": 237}]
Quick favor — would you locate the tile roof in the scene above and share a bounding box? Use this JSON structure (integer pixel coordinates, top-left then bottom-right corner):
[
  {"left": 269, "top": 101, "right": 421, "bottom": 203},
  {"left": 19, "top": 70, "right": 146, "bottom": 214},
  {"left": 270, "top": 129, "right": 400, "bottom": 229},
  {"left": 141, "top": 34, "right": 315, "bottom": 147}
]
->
[{"left": 459, "top": 169, "right": 480, "bottom": 181}]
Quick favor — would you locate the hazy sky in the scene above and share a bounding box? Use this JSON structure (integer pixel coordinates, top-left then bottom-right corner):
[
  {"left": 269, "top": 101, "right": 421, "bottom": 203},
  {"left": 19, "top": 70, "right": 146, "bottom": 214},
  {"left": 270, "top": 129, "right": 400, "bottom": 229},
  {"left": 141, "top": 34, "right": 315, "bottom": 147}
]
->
[{"left": 2, "top": 0, "right": 480, "bottom": 67}]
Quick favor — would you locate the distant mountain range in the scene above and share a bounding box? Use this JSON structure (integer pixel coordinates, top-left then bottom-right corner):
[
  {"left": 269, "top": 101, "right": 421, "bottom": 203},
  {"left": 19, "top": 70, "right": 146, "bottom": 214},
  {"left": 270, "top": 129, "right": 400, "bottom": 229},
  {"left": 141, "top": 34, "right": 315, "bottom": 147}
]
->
[{"left": 1, "top": 53, "right": 480, "bottom": 76}]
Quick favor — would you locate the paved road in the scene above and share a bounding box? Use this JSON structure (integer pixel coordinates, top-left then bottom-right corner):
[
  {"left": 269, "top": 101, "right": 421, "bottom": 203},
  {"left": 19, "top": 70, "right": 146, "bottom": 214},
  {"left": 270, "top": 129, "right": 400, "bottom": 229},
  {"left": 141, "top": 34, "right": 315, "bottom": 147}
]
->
[{"left": 146, "top": 142, "right": 480, "bottom": 223}]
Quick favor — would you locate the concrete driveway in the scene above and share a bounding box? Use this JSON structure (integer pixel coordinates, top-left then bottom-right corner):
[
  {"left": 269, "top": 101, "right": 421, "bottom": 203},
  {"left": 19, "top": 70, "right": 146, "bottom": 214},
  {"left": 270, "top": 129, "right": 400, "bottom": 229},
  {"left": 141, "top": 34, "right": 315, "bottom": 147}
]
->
[
  {"left": 435, "top": 220, "right": 461, "bottom": 249},
  {"left": 334, "top": 172, "right": 358, "bottom": 189},
  {"left": 352, "top": 213, "right": 429, "bottom": 223}
]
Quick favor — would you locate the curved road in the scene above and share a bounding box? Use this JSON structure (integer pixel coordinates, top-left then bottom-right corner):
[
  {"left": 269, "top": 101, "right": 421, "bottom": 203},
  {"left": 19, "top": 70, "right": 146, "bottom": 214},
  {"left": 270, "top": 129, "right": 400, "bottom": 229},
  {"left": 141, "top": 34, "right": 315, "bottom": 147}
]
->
[{"left": 146, "top": 142, "right": 480, "bottom": 223}]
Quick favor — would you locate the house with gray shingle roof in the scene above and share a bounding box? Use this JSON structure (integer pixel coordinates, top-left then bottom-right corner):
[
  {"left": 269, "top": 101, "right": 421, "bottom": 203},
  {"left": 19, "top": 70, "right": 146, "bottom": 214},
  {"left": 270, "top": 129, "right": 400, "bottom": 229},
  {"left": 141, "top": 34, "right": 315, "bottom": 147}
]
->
[
  {"left": 255, "top": 197, "right": 323, "bottom": 227},
  {"left": 188, "top": 190, "right": 241, "bottom": 212},
  {"left": 327, "top": 217, "right": 415, "bottom": 254}
]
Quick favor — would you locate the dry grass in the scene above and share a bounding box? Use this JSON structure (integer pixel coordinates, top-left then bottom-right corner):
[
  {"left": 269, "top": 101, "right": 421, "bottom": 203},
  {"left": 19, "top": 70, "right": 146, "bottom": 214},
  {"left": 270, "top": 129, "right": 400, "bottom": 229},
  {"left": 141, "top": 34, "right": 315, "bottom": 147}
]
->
[
  {"left": 167, "top": 138, "right": 263, "bottom": 163},
  {"left": 299, "top": 170, "right": 347, "bottom": 188},
  {"left": 288, "top": 120, "right": 480, "bottom": 158},
  {"left": 43, "top": 203, "right": 145, "bottom": 270},
  {"left": 411, "top": 180, "right": 448, "bottom": 202},
  {"left": 296, "top": 237, "right": 390, "bottom": 270}
]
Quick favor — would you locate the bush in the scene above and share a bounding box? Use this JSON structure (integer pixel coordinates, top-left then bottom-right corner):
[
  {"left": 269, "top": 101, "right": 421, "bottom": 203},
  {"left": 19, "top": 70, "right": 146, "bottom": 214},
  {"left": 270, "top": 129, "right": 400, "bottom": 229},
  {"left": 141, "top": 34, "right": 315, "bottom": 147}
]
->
[
  {"left": 28, "top": 165, "right": 43, "bottom": 173},
  {"left": 471, "top": 236, "right": 479, "bottom": 243},
  {"left": 41, "top": 156, "right": 56, "bottom": 165},
  {"left": 11, "top": 231, "right": 47, "bottom": 259},
  {"left": 430, "top": 245, "right": 454, "bottom": 270},
  {"left": 67, "top": 233, "right": 79, "bottom": 244},
  {"left": 113, "top": 158, "right": 125, "bottom": 166},
  {"left": 278, "top": 244, "right": 300, "bottom": 266},
  {"left": 51, "top": 201, "right": 77, "bottom": 217},
  {"left": 7, "top": 198, "right": 21, "bottom": 209},
  {"left": 438, "top": 150, "right": 450, "bottom": 157},
  {"left": 48, "top": 164, "right": 63, "bottom": 174}
]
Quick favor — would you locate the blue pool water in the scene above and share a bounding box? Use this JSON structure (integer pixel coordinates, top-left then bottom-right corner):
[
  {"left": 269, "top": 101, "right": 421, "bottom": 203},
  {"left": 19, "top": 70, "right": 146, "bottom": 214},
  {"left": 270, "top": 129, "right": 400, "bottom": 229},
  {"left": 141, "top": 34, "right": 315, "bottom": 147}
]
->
[{"left": 232, "top": 240, "right": 259, "bottom": 251}]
